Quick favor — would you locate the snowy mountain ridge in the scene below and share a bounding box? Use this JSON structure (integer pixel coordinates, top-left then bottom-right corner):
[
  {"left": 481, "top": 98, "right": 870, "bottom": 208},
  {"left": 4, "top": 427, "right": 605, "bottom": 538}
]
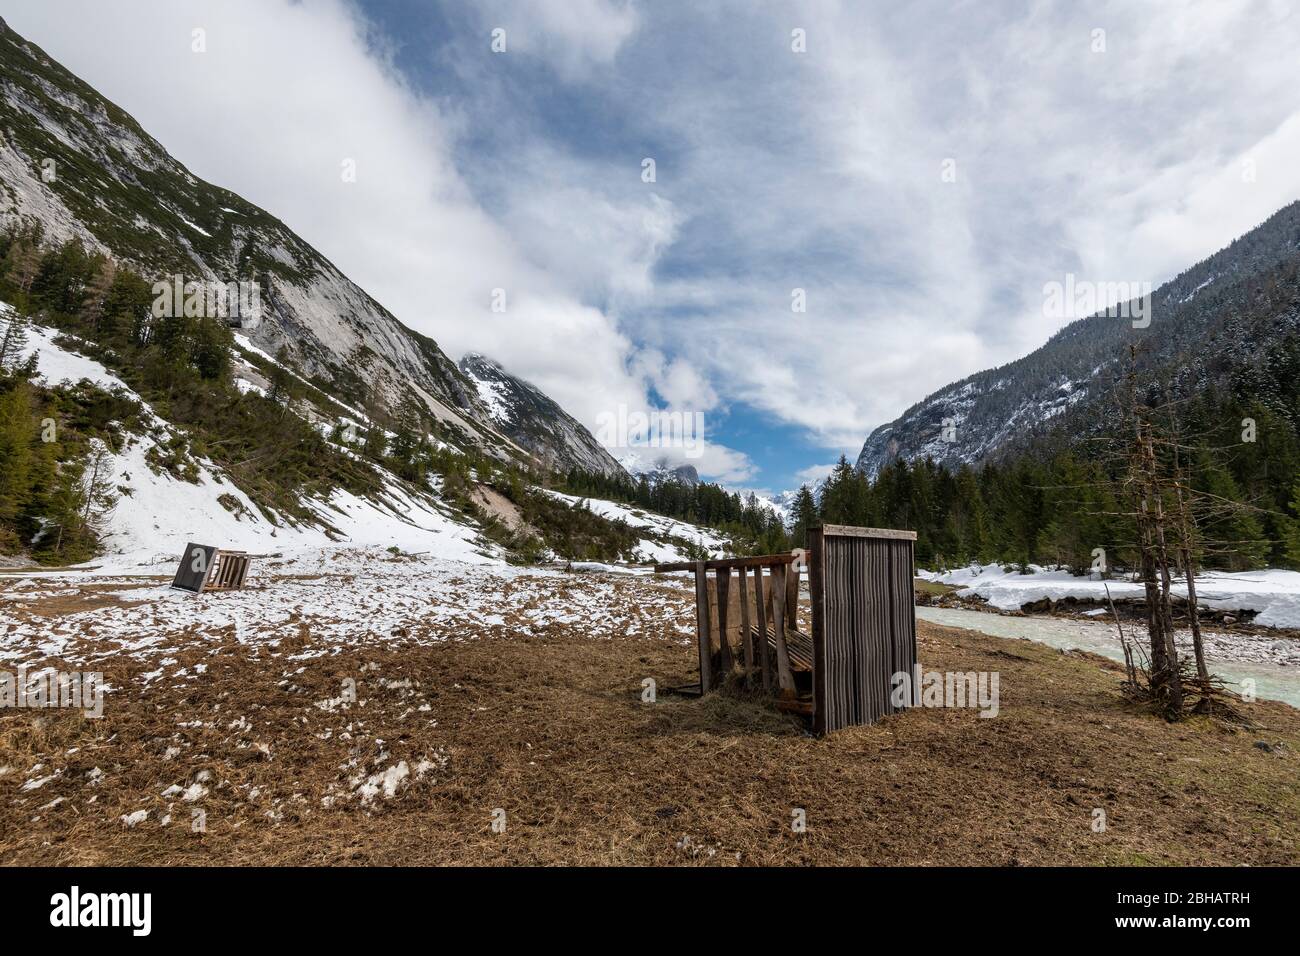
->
[
  {"left": 0, "top": 16, "right": 612, "bottom": 478},
  {"left": 457, "top": 353, "right": 624, "bottom": 478},
  {"left": 857, "top": 200, "right": 1300, "bottom": 478}
]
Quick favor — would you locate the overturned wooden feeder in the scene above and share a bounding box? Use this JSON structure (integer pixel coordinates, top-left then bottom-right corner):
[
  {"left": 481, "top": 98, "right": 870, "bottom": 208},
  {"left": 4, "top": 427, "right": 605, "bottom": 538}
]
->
[
  {"left": 170, "top": 542, "right": 253, "bottom": 594},
  {"left": 655, "top": 524, "right": 917, "bottom": 734}
]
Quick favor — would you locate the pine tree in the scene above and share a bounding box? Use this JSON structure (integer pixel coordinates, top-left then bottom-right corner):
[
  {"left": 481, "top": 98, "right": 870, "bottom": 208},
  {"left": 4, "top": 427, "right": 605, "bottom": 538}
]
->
[
  {"left": 78, "top": 438, "right": 117, "bottom": 537},
  {"left": 1192, "top": 450, "right": 1268, "bottom": 569},
  {"left": 949, "top": 465, "right": 992, "bottom": 563},
  {"left": 1, "top": 229, "right": 42, "bottom": 294},
  {"left": 189, "top": 317, "right": 233, "bottom": 380},
  {"left": 41, "top": 460, "right": 89, "bottom": 560},
  {"left": 819, "top": 455, "right": 866, "bottom": 525},
  {"left": 0, "top": 383, "right": 39, "bottom": 549},
  {"left": 0, "top": 309, "right": 31, "bottom": 371},
  {"left": 31, "top": 239, "right": 92, "bottom": 313},
  {"left": 788, "top": 485, "right": 818, "bottom": 547},
  {"left": 103, "top": 269, "right": 155, "bottom": 346}
]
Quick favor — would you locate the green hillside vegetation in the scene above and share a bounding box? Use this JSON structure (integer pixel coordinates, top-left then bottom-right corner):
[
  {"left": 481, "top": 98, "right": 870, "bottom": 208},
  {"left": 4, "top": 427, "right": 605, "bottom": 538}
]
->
[
  {"left": 0, "top": 229, "right": 388, "bottom": 559},
  {"left": 0, "top": 231, "right": 738, "bottom": 566}
]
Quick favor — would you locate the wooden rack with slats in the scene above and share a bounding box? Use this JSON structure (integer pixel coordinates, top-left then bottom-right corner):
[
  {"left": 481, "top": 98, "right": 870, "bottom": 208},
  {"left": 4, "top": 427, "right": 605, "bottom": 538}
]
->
[
  {"left": 204, "top": 550, "right": 251, "bottom": 592},
  {"left": 656, "top": 524, "right": 918, "bottom": 734}
]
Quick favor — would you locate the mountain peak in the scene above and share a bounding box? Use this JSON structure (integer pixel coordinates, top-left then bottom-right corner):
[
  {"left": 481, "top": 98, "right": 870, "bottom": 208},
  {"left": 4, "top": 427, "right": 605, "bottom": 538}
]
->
[
  {"left": 457, "top": 354, "right": 625, "bottom": 478},
  {"left": 0, "top": 17, "right": 618, "bottom": 479}
]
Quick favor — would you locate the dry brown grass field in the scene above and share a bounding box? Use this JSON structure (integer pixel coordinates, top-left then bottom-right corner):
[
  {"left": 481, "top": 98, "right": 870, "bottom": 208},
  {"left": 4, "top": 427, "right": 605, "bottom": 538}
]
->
[{"left": 2, "top": 565, "right": 1297, "bottom": 866}]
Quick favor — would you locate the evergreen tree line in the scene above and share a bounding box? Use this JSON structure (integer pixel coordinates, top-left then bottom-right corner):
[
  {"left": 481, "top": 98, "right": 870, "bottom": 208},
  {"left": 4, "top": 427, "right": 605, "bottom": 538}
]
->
[
  {"left": 559, "top": 340, "right": 1300, "bottom": 573},
  {"left": 790, "top": 425, "right": 1298, "bottom": 574},
  {"left": 557, "top": 467, "right": 791, "bottom": 556}
]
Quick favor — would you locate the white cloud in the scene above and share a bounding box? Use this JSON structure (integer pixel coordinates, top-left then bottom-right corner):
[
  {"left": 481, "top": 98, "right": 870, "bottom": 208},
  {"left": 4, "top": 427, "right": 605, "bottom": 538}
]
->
[
  {"left": 474, "top": 0, "right": 640, "bottom": 78},
  {"left": 598, "top": 0, "right": 1300, "bottom": 449},
  {"left": 0, "top": 0, "right": 743, "bottom": 474},
  {"left": 619, "top": 441, "right": 755, "bottom": 485},
  {"left": 794, "top": 463, "right": 835, "bottom": 487},
  {"left": 6, "top": 0, "right": 1300, "bottom": 486}
]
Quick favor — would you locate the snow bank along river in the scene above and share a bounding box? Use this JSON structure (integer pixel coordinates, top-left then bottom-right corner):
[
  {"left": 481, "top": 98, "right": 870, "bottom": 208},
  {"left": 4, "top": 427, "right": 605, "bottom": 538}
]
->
[{"left": 923, "top": 563, "right": 1300, "bottom": 629}]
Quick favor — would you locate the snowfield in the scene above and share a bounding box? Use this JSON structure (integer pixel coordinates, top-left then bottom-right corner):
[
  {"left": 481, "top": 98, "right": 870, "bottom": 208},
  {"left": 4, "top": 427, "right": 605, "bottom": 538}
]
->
[
  {"left": 0, "top": 546, "right": 698, "bottom": 682},
  {"left": 25, "top": 322, "right": 133, "bottom": 394},
  {"left": 923, "top": 563, "right": 1300, "bottom": 630},
  {"left": 93, "top": 435, "right": 489, "bottom": 572}
]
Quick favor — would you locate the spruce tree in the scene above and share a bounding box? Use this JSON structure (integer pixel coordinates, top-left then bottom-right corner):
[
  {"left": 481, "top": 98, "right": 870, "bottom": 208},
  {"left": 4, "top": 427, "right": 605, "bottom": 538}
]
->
[
  {"left": 0, "top": 383, "right": 38, "bottom": 549},
  {"left": 0, "top": 308, "right": 30, "bottom": 371},
  {"left": 788, "top": 484, "right": 818, "bottom": 547}
]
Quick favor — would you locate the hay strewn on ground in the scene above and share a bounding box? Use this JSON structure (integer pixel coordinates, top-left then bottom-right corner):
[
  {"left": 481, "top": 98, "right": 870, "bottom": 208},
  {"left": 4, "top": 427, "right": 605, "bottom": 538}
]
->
[{"left": 2, "top": 569, "right": 1297, "bottom": 866}]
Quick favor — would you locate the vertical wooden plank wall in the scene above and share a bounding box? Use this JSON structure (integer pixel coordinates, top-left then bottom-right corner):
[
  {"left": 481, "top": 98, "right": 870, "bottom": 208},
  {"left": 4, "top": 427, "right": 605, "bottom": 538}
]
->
[
  {"left": 811, "top": 526, "right": 918, "bottom": 734},
  {"left": 810, "top": 528, "right": 828, "bottom": 735}
]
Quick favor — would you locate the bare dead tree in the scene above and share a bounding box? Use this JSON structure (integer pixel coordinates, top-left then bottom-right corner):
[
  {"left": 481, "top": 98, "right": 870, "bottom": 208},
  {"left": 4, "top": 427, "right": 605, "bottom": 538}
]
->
[
  {"left": 1088, "top": 344, "right": 1267, "bottom": 720},
  {"left": 1129, "top": 413, "right": 1184, "bottom": 718}
]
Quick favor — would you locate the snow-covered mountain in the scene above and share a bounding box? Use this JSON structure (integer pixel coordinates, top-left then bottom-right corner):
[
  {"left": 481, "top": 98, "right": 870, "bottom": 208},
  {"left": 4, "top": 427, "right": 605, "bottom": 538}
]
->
[
  {"left": 857, "top": 200, "right": 1300, "bottom": 478},
  {"left": 3, "top": 300, "right": 714, "bottom": 567},
  {"left": 617, "top": 452, "right": 700, "bottom": 487},
  {"left": 754, "top": 488, "right": 799, "bottom": 520},
  {"left": 457, "top": 353, "right": 624, "bottom": 478},
  {"left": 0, "top": 15, "right": 610, "bottom": 476}
]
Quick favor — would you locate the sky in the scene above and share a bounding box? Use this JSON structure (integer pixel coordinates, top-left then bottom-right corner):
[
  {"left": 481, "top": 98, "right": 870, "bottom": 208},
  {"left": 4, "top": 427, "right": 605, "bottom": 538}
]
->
[{"left": 4, "top": 0, "right": 1300, "bottom": 494}]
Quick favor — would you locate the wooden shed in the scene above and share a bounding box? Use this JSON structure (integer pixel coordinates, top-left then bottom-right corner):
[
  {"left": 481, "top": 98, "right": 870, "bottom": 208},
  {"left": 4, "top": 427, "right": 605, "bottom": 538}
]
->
[{"left": 656, "top": 524, "right": 917, "bottom": 734}]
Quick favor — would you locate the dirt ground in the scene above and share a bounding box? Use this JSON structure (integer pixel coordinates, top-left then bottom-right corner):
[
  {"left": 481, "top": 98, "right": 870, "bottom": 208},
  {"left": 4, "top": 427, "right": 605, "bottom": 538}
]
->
[{"left": 2, "top": 571, "right": 1298, "bottom": 866}]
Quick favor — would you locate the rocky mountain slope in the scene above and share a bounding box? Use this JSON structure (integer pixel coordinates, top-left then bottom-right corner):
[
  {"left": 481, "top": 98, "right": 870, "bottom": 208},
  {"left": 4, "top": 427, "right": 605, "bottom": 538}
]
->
[
  {"left": 857, "top": 200, "right": 1300, "bottom": 477},
  {"left": 0, "top": 15, "right": 615, "bottom": 476},
  {"left": 458, "top": 353, "right": 623, "bottom": 477}
]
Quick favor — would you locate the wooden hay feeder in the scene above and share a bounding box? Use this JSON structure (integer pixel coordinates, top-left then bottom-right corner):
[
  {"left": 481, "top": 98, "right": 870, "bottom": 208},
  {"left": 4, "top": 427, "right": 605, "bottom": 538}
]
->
[
  {"left": 170, "top": 542, "right": 253, "bottom": 595},
  {"left": 655, "top": 524, "right": 918, "bottom": 734}
]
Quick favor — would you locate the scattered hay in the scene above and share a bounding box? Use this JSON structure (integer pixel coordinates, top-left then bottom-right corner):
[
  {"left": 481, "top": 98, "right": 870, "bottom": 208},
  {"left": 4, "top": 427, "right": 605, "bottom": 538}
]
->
[{"left": 3, "top": 574, "right": 1299, "bottom": 866}]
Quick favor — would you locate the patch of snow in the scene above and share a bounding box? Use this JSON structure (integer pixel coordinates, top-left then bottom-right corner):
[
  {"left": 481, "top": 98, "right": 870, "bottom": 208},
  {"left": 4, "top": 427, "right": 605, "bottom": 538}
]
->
[
  {"left": 178, "top": 216, "right": 211, "bottom": 237},
  {"left": 181, "top": 783, "right": 208, "bottom": 802},
  {"left": 21, "top": 324, "right": 132, "bottom": 393},
  {"left": 467, "top": 372, "right": 512, "bottom": 425},
  {"left": 540, "top": 490, "right": 728, "bottom": 563},
  {"left": 930, "top": 562, "right": 1300, "bottom": 629}
]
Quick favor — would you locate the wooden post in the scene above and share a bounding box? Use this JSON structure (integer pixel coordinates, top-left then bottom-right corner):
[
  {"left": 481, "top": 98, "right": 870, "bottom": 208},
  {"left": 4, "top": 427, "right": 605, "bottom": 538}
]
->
[
  {"left": 809, "top": 528, "right": 827, "bottom": 735},
  {"left": 738, "top": 566, "right": 754, "bottom": 685},
  {"left": 786, "top": 555, "right": 801, "bottom": 631},
  {"left": 771, "top": 563, "right": 795, "bottom": 695},
  {"left": 715, "top": 567, "right": 734, "bottom": 677},
  {"left": 754, "top": 566, "right": 771, "bottom": 692},
  {"left": 694, "top": 562, "right": 713, "bottom": 691}
]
